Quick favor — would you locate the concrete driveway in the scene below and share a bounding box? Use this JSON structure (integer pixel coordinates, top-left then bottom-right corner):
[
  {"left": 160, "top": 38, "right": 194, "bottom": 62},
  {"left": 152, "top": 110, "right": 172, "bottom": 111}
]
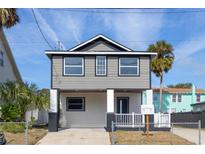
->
[
  {"left": 173, "top": 127, "right": 205, "bottom": 144},
  {"left": 37, "top": 128, "right": 111, "bottom": 145}
]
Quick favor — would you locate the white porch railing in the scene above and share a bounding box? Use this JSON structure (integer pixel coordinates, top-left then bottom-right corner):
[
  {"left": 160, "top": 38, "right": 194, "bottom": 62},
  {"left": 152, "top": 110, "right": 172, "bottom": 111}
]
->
[
  {"left": 115, "top": 112, "right": 145, "bottom": 128},
  {"left": 154, "top": 113, "right": 171, "bottom": 128},
  {"left": 115, "top": 113, "right": 171, "bottom": 128}
]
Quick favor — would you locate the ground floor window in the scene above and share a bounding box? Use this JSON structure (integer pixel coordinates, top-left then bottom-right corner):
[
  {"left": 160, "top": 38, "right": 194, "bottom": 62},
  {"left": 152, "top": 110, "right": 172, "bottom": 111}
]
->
[{"left": 66, "top": 97, "right": 85, "bottom": 111}]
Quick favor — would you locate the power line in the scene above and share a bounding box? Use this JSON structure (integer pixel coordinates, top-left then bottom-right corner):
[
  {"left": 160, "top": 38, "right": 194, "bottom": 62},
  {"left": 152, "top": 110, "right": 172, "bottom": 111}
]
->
[
  {"left": 31, "top": 8, "right": 54, "bottom": 49},
  {"left": 40, "top": 8, "right": 205, "bottom": 14},
  {"left": 8, "top": 39, "right": 205, "bottom": 44}
]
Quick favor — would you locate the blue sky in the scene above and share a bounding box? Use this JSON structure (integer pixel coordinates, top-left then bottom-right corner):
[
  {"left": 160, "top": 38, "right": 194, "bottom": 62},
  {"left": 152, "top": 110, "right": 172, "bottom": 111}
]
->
[{"left": 4, "top": 8, "right": 205, "bottom": 89}]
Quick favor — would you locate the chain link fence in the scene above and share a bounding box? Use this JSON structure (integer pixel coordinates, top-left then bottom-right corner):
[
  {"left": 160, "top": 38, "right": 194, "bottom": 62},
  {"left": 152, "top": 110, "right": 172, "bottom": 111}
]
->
[
  {"left": 0, "top": 121, "right": 29, "bottom": 145},
  {"left": 111, "top": 121, "right": 202, "bottom": 145}
]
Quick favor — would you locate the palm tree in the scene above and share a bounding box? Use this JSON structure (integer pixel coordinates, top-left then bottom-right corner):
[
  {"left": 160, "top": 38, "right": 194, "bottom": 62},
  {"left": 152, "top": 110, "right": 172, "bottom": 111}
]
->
[
  {"left": 147, "top": 40, "right": 174, "bottom": 113},
  {"left": 0, "top": 81, "right": 49, "bottom": 121},
  {"left": 0, "top": 8, "right": 19, "bottom": 28}
]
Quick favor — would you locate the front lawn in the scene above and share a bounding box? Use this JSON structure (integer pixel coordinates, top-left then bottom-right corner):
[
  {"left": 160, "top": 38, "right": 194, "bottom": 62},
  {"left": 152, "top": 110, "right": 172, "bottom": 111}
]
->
[
  {"left": 2, "top": 127, "right": 47, "bottom": 145},
  {"left": 110, "top": 130, "right": 194, "bottom": 145}
]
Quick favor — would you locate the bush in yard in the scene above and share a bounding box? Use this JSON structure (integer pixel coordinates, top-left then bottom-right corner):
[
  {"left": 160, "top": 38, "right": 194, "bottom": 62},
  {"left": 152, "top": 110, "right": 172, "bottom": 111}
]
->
[
  {"left": 0, "top": 103, "right": 21, "bottom": 122},
  {"left": 0, "top": 81, "right": 49, "bottom": 123},
  {"left": 1, "top": 123, "right": 25, "bottom": 133}
]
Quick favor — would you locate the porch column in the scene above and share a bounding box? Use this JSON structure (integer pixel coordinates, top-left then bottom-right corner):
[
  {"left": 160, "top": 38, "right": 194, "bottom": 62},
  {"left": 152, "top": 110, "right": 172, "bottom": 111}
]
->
[
  {"left": 48, "top": 89, "right": 58, "bottom": 132},
  {"left": 106, "top": 89, "right": 115, "bottom": 132},
  {"left": 107, "top": 89, "right": 114, "bottom": 112}
]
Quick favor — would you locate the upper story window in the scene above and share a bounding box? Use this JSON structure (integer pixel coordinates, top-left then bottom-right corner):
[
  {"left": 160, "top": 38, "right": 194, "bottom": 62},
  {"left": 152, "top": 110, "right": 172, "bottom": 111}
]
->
[
  {"left": 64, "top": 57, "right": 84, "bottom": 76},
  {"left": 172, "top": 94, "right": 176, "bottom": 102},
  {"left": 178, "top": 94, "right": 182, "bottom": 102},
  {"left": 119, "top": 57, "right": 139, "bottom": 76},
  {"left": 153, "top": 94, "right": 158, "bottom": 102},
  {"left": 0, "top": 51, "right": 3, "bottom": 67},
  {"left": 196, "top": 94, "right": 201, "bottom": 103},
  {"left": 96, "top": 56, "right": 106, "bottom": 76}
]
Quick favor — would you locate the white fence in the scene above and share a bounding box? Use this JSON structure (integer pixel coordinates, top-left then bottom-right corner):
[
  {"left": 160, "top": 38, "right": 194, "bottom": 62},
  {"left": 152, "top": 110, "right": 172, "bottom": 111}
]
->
[
  {"left": 115, "top": 113, "right": 171, "bottom": 128},
  {"left": 154, "top": 113, "right": 171, "bottom": 128},
  {"left": 115, "top": 113, "right": 145, "bottom": 128}
]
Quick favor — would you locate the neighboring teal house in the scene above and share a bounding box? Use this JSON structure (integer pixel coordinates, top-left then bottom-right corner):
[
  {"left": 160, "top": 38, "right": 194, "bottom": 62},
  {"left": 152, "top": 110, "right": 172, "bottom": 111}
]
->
[{"left": 153, "top": 86, "right": 205, "bottom": 113}]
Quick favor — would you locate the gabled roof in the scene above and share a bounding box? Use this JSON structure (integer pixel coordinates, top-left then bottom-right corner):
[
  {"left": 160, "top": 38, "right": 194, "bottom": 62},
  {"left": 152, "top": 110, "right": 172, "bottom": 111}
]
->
[
  {"left": 153, "top": 88, "right": 205, "bottom": 94},
  {"left": 69, "top": 34, "right": 132, "bottom": 51},
  {"left": 45, "top": 34, "right": 157, "bottom": 58},
  {"left": 0, "top": 29, "right": 22, "bottom": 81}
]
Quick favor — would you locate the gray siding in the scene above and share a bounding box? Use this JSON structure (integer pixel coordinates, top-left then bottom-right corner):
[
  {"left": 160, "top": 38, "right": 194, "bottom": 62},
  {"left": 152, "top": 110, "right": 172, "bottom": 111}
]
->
[
  {"left": 81, "top": 41, "right": 120, "bottom": 51},
  {"left": 52, "top": 55, "right": 151, "bottom": 90}
]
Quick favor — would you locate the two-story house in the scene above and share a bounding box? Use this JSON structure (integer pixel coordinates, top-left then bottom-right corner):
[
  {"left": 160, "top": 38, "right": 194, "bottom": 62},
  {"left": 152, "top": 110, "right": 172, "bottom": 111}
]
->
[
  {"left": 153, "top": 87, "right": 205, "bottom": 113},
  {"left": 0, "top": 28, "right": 21, "bottom": 82},
  {"left": 45, "top": 35, "right": 157, "bottom": 131}
]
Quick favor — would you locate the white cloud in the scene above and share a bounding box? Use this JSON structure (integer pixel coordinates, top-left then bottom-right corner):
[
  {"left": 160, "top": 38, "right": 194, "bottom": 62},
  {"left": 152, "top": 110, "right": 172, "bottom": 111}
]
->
[
  {"left": 99, "top": 10, "right": 164, "bottom": 50},
  {"left": 175, "top": 33, "right": 205, "bottom": 61},
  {"left": 33, "top": 9, "right": 66, "bottom": 49}
]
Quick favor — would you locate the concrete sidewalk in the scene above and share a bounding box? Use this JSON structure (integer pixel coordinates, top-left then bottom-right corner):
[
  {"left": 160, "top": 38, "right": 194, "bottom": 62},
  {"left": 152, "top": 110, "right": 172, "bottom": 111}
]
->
[
  {"left": 37, "top": 128, "right": 111, "bottom": 145},
  {"left": 173, "top": 127, "right": 205, "bottom": 144}
]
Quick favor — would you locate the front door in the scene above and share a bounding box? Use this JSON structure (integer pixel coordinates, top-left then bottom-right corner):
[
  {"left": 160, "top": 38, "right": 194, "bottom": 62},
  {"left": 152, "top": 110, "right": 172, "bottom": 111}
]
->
[{"left": 117, "top": 97, "right": 129, "bottom": 114}]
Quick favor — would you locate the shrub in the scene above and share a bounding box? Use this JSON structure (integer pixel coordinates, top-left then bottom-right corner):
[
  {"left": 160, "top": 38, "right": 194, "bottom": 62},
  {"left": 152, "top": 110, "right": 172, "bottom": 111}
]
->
[
  {"left": 0, "top": 103, "right": 21, "bottom": 122},
  {"left": 0, "top": 123, "right": 25, "bottom": 133}
]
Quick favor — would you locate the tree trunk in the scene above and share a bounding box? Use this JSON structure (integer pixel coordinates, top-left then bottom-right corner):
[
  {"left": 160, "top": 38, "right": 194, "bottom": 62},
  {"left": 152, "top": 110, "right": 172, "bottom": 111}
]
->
[{"left": 159, "top": 74, "right": 163, "bottom": 113}]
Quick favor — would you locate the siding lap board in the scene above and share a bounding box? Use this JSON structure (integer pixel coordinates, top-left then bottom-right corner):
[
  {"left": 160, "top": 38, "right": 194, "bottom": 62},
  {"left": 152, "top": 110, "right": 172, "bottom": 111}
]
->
[{"left": 52, "top": 55, "right": 150, "bottom": 90}]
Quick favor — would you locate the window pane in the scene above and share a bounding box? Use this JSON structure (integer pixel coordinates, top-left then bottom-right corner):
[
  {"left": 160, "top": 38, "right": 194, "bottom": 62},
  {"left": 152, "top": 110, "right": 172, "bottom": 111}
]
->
[
  {"left": 120, "top": 67, "right": 138, "bottom": 75},
  {"left": 172, "top": 94, "right": 176, "bottom": 102},
  {"left": 67, "top": 98, "right": 85, "bottom": 111},
  {"left": 178, "top": 94, "right": 182, "bottom": 102},
  {"left": 65, "top": 67, "right": 82, "bottom": 75},
  {"left": 0, "top": 51, "right": 3, "bottom": 67},
  {"left": 196, "top": 94, "right": 200, "bottom": 102},
  {"left": 96, "top": 56, "right": 106, "bottom": 75},
  {"left": 97, "top": 56, "right": 106, "bottom": 65},
  {"left": 65, "top": 57, "right": 82, "bottom": 65},
  {"left": 120, "top": 58, "right": 138, "bottom": 66}
]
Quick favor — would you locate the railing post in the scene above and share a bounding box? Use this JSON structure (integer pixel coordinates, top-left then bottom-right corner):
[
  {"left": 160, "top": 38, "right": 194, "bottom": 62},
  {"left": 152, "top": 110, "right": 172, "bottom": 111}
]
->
[
  {"left": 111, "top": 121, "right": 115, "bottom": 145},
  {"left": 198, "top": 120, "right": 201, "bottom": 145},
  {"left": 25, "top": 120, "right": 29, "bottom": 145},
  {"left": 132, "top": 112, "right": 134, "bottom": 128}
]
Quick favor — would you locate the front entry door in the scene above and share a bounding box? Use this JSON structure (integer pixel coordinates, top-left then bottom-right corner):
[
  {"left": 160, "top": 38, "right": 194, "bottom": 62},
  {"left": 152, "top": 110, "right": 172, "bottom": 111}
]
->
[{"left": 117, "top": 97, "right": 129, "bottom": 114}]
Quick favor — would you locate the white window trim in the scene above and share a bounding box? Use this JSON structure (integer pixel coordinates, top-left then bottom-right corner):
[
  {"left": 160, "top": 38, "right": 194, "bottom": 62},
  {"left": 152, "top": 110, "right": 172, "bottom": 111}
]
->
[
  {"left": 64, "top": 57, "right": 84, "bottom": 76},
  {"left": 96, "top": 56, "right": 107, "bottom": 76},
  {"left": 119, "top": 57, "right": 139, "bottom": 76}
]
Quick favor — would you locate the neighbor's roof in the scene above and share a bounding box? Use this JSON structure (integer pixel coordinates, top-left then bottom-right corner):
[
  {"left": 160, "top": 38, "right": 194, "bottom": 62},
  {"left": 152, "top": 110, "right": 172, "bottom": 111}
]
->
[
  {"left": 0, "top": 29, "right": 22, "bottom": 81},
  {"left": 45, "top": 34, "right": 157, "bottom": 58},
  {"left": 153, "top": 88, "right": 205, "bottom": 94},
  {"left": 191, "top": 101, "right": 205, "bottom": 106}
]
